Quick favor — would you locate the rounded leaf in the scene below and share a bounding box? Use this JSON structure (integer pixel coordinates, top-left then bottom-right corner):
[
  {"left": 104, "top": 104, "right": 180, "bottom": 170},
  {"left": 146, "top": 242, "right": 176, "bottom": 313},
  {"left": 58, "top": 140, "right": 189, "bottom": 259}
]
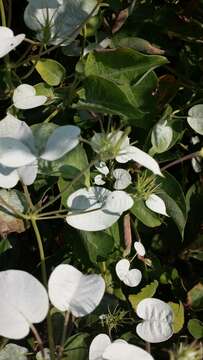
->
[
  {"left": 0, "top": 270, "right": 49, "bottom": 339},
  {"left": 40, "top": 125, "right": 80, "bottom": 161},
  {"left": 13, "top": 84, "right": 47, "bottom": 109},
  {"left": 113, "top": 169, "right": 132, "bottom": 190},
  {"left": 0, "top": 138, "right": 36, "bottom": 167},
  {"left": 0, "top": 27, "right": 25, "bottom": 58},
  {"left": 136, "top": 298, "right": 173, "bottom": 343},
  {"left": 48, "top": 264, "right": 105, "bottom": 317},
  {"left": 134, "top": 242, "right": 146, "bottom": 256},
  {"left": 89, "top": 334, "right": 111, "bottom": 360},
  {"left": 103, "top": 342, "right": 154, "bottom": 360},
  {"left": 66, "top": 187, "right": 130, "bottom": 231},
  {"left": 116, "top": 259, "right": 142, "bottom": 287},
  {"left": 145, "top": 194, "right": 169, "bottom": 216},
  {"left": 187, "top": 104, "right": 203, "bottom": 135}
]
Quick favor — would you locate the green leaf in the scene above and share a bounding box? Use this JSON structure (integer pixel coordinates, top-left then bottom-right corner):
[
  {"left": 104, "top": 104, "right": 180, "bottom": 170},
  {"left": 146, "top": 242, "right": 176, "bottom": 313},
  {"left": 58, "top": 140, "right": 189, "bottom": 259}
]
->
[
  {"left": 187, "top": 283, "right": 203, "bottom": 310},
  {"left": 131, "top": 199, "right": 162, "bottom": 227},
  {"left": 188, "top": 319, "right": 203, "bottom": 339},
  {"left": 0, "top": 238, "right": 12, "bottom": 255},
  {"left": 80, "top": 230, "right": 115, "bottom": 264},
  {"left": 85, "top": 49, "right": 168, "bottom": 84},
  {"left": 129, "top": 280, "right": 159, "bottom": 311},
  {"left": 155, "top": 172, "right": 187, "bottom": 238},
  {"left": 76, "top": 75, "right": 144, "bottom": 119},
  {"left": 187, "top": 104, "right": 203, "bottom": 135},
  {"left": 35, "top": 59, "right": 65, "bottom": 86},
  {"left": 63, "top": 333, "right": 89, "bottom": 360},
  {"left": 168, "top": 301, "right": 184, "bottom": 333},
  {"left": 0, "top": 344, "right": 27, "bottom": 360},
  {"left": 34, "top": 82, "right": 55, "bottom": 98}
]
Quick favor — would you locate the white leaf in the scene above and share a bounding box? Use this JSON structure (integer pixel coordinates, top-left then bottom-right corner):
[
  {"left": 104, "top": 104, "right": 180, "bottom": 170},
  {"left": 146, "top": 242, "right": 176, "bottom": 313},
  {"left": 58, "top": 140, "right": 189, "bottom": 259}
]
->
[
  {"left": 0, "top": 138, "right": 36, "bottom": 167},
  {"left": 113, "top": 168, "right": 132, "bottom": 190},
  {"left": 48, "top": 264, "right": 105, "bottom": 317},
  {"left": 0, "top": 165, "right": 19, "bottom": 188},
  {"left": 116, "top": 259, "right": 142, "bottom": 287},
  {"left": 0, "top": 270, "right": 49, "bottom": 339},
  {"left": 95, "top": 161, "right": 109, "bottom": 175},
  {"left": 0, "top": 114, "right": 36, "bottom": 152},
  {"left": 89, "top": 334, "right": 111, "bottom": 360},
  {"left": 0, "top": 27, "right": 25, "bottom": 58},
  {"left": 187, "top": 104, "right": 203, "bottom": 135},
  {"left": 103, "top": 342, "right": 154, "bottom": 360},
  {"left": 17, "top": 161, "right": 38, "bottom": 185},
  {"left": 151, "top": 122, "right": 173, "bottom": 153},
  {"left": 103, "top": 191, "right": 134, "bottom": 213},
  {"left": 24, "top": 0, "right": 98, "bottom": 45},
  {"left": 40, "top": 125, "right": 80, "bottom": 161},
  {"left": 94, "top": 174, "right": 106, "bottom": 186},
  {"left": 136, "top": 298, "right": 173, "bottom": 343},
  {"left": 66, "top": 187, "right": 133, "bottom": 231},
  {"left": 0, "top": 344, "right": 28, "bottom": 360},
  {"left": 13, "top": 84, "right": 47, "bottom": 109},
  {"left": 145, "top": 194, "right": 169, "bottom": 216},
  {"left": 134, "top": 241, "right": 146, "bottom": 256}
]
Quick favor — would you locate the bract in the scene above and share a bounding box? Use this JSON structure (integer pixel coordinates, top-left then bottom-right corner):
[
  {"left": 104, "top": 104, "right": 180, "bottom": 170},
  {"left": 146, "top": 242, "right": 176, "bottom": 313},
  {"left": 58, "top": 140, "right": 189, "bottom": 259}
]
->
[
  {"left": 0, "top": 27, "right": 25, "bottom": 58},
  {"left": 13, "top": 84, "right": 47, "bottom": 109},
  {"left": 115, "top": 259, "right": 142, "bottom": 287},
  {"left": 0, "top": 270, "right": 49, "bottom": 339},
  {"left": 48, "top": 264, "right": 105, "bottom": 317},
  {"left": 136, "top": 298, "right": 174, "bottom": 343},
  {"left": 145, "top": 194, "right": 168, "bottom": 216},
  {"left": 89, "top": 334, "right": 154, "bottom": 360},
  {"left": 66, "top": 187, "right": 133, "bottom": 231}
]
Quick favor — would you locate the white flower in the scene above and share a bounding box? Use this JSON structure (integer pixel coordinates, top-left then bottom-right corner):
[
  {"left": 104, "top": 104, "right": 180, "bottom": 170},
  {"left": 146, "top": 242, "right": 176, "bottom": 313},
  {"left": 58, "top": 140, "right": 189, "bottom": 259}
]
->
[
  {"left": 89, "top": 334, "right": 154, "bottom": 360},
  {"left": 13, "top": 84, "right": 47, "bottom": 109},
  {"left": 48, "top": 264, "right": 105, "bottom": 317},
  {"left": 134, "top": 241, "right": 146, "bottom": 256},
  {"left": 24, "top": 0, "right": 98, "bottom": 45},
  {"left": 0, "top": 114, "right": 80, "bottom": 188},
  {"left": 145, "top": 194, "right": 169, "bottom": 216},
  {"left": 91, "top": 131, "right": 162, "bottom": 176},
  {"left": 0, "top": 27, "right": 25, "bottom": 58},
  {"left": 136, "top": 298, "right": 174, "bottom": 343},
  {"left": 113, "top": 168, "right": 132, "bottom": 190},
  {"left": 115, "top": 259, "right": 142, "bottom": 287},
  {"left": 66, "top": 187, "right": 134, "bottom": 231}
]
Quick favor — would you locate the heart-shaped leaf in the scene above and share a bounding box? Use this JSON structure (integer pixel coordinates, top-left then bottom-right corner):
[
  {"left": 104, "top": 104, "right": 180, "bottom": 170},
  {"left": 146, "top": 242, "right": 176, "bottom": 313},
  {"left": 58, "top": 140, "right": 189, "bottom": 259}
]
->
[
  {"left": 0, "top": 270, "right": 49, "bottom": 339},
  {"left": 48, "top": 264, "right": 105, "bottom": 317},
  {"left": 116, "top": 259, "right": 142, "bottom": 287},
  {"left": 187, "top": 104, "right": 203, "bottom": 135},
  {"left": 136, "top": 298, "right": 173, "bottom": 343},
  {"left": 13, "top": 84, "right": 47, "bottom": 109}
]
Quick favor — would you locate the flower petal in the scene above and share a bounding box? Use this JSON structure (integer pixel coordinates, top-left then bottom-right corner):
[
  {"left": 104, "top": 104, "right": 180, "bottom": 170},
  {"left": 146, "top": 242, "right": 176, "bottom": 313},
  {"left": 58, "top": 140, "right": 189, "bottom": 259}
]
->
[
  {"left": 124, "top": 269, "right": 142, "bottom": 287},
  {"left": 17, "top": 162, "right": 38, "bottom": 185},
  {"left": 40, "top": 125, "right": 80, "bottom": 161},
  {"left": 145, "top": 194, "right": 168, "bottom": 216},
  {"left": 0, "top": 27, "right": 25, "bottom": 58},
  {"left": 94, "top": 174, "right": 106, "bottom": 186},
  {"left": 95, "top": 161, "right": 109, "bottom": 175},
  {"left": 89, "top": 334, "right": 111, "bottom": 360},
  {"left": 0, "top": 138, "right": 36, "bottom": 167},
  {"left": 13, "top": 84, "right": 47, "bottom": 109},
  {"left": 48, "top": 264, "right": 105, "bottom": 317},
  {"left": 0, "top": 270, "right": 49, "bottom": 339},
  {"left": 103, "top": 191, "right": 134, "bottom": 213}
]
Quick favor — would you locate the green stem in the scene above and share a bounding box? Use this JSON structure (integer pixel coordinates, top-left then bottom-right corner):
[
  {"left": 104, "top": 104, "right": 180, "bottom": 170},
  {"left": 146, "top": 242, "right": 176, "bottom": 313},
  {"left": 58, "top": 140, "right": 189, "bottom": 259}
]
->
[
  {"left": 31, "top": 217, "right": 55, "bottom": 360},
  {"left": 0, "top": 0, "right": 6, "bottom": 26}
]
